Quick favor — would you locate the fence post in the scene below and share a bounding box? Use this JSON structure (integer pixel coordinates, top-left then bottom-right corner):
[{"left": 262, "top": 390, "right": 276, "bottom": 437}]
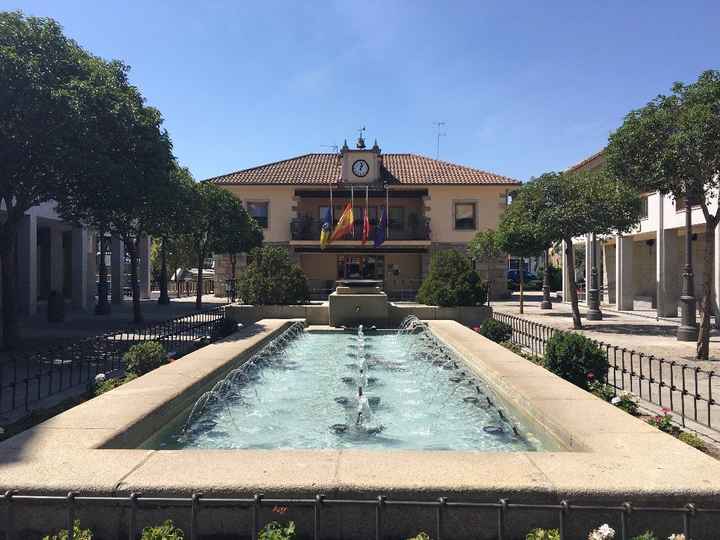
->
[{"left": 375, "top": 495, "right": 385, "bottom": 540}]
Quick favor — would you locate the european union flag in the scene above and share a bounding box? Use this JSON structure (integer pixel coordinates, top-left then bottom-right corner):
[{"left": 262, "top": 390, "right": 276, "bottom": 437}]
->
[{"left": 374, "top": 208, "right": 387, "bottom": 247}]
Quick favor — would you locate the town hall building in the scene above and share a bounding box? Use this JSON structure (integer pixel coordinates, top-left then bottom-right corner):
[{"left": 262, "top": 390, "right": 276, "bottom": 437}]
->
[{"left": 207, "top": 136, "right": 519, "bottom": 300}]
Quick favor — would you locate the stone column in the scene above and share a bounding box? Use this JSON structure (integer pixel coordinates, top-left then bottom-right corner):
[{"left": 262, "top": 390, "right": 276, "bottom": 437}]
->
[
  {"left": 138, "top": 235, "right": 151, "bottom": 299},
  {"left": 17, "top": 213, "right": 38, "bottom": 316},
  {"left": 616, "top": 235, "right": 634, "bottom": 311},
  {"left": 603, "top": 242, "right": 616, "bottom": 305},
  {"left": 71, "top": 226, "right": 89, "bottom": 310},
  {"left": 111, "top": 236, "right": 124, "bottom": 304},
  {"left": 584, "top": 234, "right": 592, "bottom": 303}
]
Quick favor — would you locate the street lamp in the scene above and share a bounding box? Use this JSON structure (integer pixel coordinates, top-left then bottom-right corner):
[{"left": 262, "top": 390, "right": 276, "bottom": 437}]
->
[
  {"left": 586, "top": 233, "right": 603, "bottom": 320},
  {"left": 677, "top": 196, "right": 698, "bottom": 341}
]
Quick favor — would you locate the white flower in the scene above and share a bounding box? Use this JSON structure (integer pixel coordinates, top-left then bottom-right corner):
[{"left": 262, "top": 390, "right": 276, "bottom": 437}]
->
[
  {"left": 668, "top": 535, "right": 686, "bottom": 540},
  {"left": 95, "top": 373, "right": 106, "bottom": 384},
  {"left": 611, "top": 396, "right": 621, "bottom": 405},
  {"left": 588, "top": 524, "right": 615, "bottom": 540}
]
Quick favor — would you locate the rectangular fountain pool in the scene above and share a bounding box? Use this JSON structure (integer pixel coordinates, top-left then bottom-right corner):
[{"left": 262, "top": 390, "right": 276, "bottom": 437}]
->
[{"left": 143, "top": 327, "right": 554, "bottom": 451}]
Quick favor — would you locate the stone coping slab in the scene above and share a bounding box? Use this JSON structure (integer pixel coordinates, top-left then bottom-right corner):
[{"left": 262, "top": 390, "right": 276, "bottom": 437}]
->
[{"left": 1, "top": 319, "right": 719, "bottom": 537}]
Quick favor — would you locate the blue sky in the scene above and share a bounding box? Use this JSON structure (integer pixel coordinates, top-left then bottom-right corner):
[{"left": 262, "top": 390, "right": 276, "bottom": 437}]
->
[{"left": 6, "top": 1, "right": 720, "bottom": 181}]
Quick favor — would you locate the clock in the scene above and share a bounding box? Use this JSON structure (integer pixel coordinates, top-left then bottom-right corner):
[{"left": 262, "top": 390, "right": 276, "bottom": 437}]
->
[{"left": 352, "top": 159, "right": 369, "bottom": 177}]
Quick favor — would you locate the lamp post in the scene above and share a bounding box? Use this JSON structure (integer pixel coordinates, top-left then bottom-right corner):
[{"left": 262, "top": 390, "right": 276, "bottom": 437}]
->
[
  {"left": 677, "top": 196, "right": 698, "bottom": 341},
  {"left": 540, "top": 248, "right": 552, "bottom": 309},
  {"left": 586, "top": 233, "right": 603, "bottom": 320}
]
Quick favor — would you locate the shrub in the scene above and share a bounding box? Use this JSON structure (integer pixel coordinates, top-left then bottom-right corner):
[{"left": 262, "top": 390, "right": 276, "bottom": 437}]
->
[
  {"left": 406, "top": 533, "right": 432, "bottom": 540},
  {"left": 258, "top": 521, "right": 296, "bottom": 540},
  {"left": 526, "top": 529, "right": 560, "bottom": 540},
  {"left": 140, "top": 520, "right": 184, "bottom": 539},
  {"left": 544, "top": 332, "right": 607, "bottom": 390},
  {"left": 238, "top": 246, "right": 309, "bottom": 305},
  {"left": 213, "top": 317, "right": 239, "bottom": 338},
  {"left": 630, "top": 532, "right": 657, "bottom": 540},
  {"left": 588, "top": 381, "right": 615, "bottom": 402},
  {"left": 647, "top": 409, "right": 673, "bottom": 433},
  {"left": 93, "top": 373, "right": 138, "bottom": 397},
  {"left": 124, "top": 341, "right": 167, "bottom": 376},
  {"left": 611, "top": 392, "right": 638, "bottom": 416},
  {"left": 678, "top": 431, "right": 706, "bottom": 451},
  {"left": 43, "top": 520, "right": 93, "bottom": 540},
  {"left": 479, "top": 318, "right": 512, "bottom": 343},
  {"left": 417, "top": 250, "right": 487, "bottom": 307}
]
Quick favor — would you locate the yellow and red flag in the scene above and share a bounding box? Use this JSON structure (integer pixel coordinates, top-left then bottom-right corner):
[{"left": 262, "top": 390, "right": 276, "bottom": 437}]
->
[
  {"left": 361, "top": 208, "right": 370, "bottom": 244},
  {"left": 330, "top": 203, "right": 354, "bottom": 241}
]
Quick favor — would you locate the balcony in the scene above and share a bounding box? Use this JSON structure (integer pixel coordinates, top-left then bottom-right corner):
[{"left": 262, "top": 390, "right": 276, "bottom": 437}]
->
[{"left": 290, "top": 216, "right": 431, "bottom": 241}]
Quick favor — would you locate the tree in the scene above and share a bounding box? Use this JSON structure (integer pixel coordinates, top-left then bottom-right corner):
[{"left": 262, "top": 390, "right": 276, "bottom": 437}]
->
[
  {"left": 416, "top": 250, "right": 487, "bottom": 307},
  {"left": 468, "top": 229, "right": 502, "bottom": 302},
  {"left": 237, "top": 246, "right": 309, "bottom": 305},
  {"left": 495, "top": 183, "right": 551, "bottom": 314},
  {"left": 532, "top": 170, "right": 641, "bottom": 329},
  {"left": 184, "top": 182, "right": 258, "bottom": 310},
  {"left": 208, "top": 194, "right": 262, "bottom": 301},
  {"left": 0, "top": 12, "right": 105, "bottom": 346},
  {"left": 606, "top": 70, "right": 720, "bottom": 359}
]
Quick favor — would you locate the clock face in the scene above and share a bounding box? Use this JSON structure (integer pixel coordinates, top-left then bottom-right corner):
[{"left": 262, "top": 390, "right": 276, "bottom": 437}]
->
[{"left": 352, "top": 159, "right": 369, "bottom": 177}]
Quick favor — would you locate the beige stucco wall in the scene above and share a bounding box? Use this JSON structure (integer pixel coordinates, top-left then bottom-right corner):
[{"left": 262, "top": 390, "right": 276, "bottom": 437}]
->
[
  {"left": 219, "top": 185, "right": 296, "bottom": 243},
  {"left": 426, "top": 185, "right": 509, "bottom": 243},
  {"left": 384, "top": 253, "right": 422, "bottom": 290}
]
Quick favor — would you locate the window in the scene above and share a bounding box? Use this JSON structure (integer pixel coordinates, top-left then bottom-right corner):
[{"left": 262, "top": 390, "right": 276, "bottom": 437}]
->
[
  {"left": 640, "top": 196, "right": 649, "bottom": 219},
  {"left": 389, "top": 207, "right": 404, "bottom": 231},
  {"left": 454, "top": 202, "right": 476, "bottom": 230},
  {"left": 247, "top": 202, "right": 269, "bottom": 228}
]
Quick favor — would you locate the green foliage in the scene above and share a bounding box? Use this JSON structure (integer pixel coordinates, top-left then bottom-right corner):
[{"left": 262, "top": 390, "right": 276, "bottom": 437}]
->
[
  {"left": 537, "top": 264, "right": 562, "bottom": 291},
  {"left": 612, "top": 392, "right": 639, "bottom": 416},
  {"left": 479, "top": 319, "right": 512, "bottom": 343},
  {"left": 417, "top": 250, "right": 487, "bottom": 307},
  {"left": 544, "top": 333, "right": 608, "bottom": 390},
  {"left": 630, "top": 532, "right": 657, "bottom": 540},
  {"left": 647, "top": 410, "right": 674, "bottom": 433},
  {"left": 93, "top": 373, "right": 138, "bottom": 397},
  {"left": 678, "top": 431, "right": 706, "bottom": 451},
  {"left": 140, "top": 520, "right": 184, "bottom": 540},
  {"left": 42, "top": 520, "right": 93, "bottom": 540},
  {"left": 525, "top": 528, "right": 560, "bottom": 540},
  {"left": 123, "top": 341, "right": 167, "bottom": 376},
  {"left": 258, "top": 521, "right": 296, "bottom": 540},
  {"left": 468, "top": 229, "right": 502, "bottom": 281},
  {"left": 496, "top": 184, "right": 552, "bottom": 259},
  {"left": 500, "top": 340, "right": 524, "bottom": 355},
  {"left": 237, "top": 246, "right": 309, "bottom": 305},
  {"left": 406, "top": 533, "right": 432, "bottom": 540},
  {"left": 588, "top": 381, "right": 615, "bottom": 402}
]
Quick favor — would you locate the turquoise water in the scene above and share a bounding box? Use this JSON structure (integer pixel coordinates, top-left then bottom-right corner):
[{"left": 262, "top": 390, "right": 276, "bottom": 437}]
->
[{"left": 149, "top": 331, "right": 548, "bottom": 451}]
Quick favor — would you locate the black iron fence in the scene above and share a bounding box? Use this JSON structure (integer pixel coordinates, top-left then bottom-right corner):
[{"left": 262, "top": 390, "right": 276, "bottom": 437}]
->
[
  {"left": 492, "top": 311, "right": 720, "bottom": 432},
  {"left": 0, "top": 306, "right": 227, "bottom": 418},
  {"left": 1, "top": 491, "right": 713, "bottom": 540}
]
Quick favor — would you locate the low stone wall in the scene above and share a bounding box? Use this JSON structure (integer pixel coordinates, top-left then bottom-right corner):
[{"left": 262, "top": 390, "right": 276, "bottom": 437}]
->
[{"left": 226, "top": 302, "right": 491, "bottom": 327}]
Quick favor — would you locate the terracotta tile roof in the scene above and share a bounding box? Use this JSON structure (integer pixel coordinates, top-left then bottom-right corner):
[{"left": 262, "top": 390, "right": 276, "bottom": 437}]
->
[
  {"left": 205, "top": 153, "right": 520, "bottom": 186},
  {"left": 566, "top": 148, "right": 606, "bottom": 172}
]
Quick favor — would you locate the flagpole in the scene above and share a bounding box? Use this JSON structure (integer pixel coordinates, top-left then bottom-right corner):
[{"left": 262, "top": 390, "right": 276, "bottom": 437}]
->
[
  {"left": 351, "top": 185, "right": 355, "bottom": 238},
  {"left": 385, "top": 184, "right": 389, "bottom": 240},
  {"left": 330, "top": 183, "right": 333, "bottom": 222}
]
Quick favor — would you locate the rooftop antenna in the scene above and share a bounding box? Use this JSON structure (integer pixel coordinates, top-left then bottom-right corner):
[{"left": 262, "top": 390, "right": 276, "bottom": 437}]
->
[
  {"left": 321, "top": 144, "right": 339, "bottom": 153},
  {"left": 356, "top": 126, "right": 367, "bottom": 149},
  {"left": 433, "top": 121, "right": 446, "bottom": 159}
]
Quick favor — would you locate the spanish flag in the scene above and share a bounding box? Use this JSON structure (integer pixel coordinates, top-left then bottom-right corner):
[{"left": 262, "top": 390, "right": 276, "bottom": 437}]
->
[
  {"left": 330, "top": 203, "right": 354, "bottom": 242},
  {"left": 319, "top": 206, "right": 332, "bottom": 249}
]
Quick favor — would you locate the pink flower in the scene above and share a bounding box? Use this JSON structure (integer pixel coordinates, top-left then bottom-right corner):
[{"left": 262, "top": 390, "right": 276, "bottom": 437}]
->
[{"left": 587, "top": 372, "right": 595, "bottom": 381}]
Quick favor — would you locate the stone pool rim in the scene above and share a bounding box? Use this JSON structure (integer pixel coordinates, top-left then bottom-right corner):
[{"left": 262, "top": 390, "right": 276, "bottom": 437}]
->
[{"left": 1, "top": 318, "right": 720, "bottom": 535}]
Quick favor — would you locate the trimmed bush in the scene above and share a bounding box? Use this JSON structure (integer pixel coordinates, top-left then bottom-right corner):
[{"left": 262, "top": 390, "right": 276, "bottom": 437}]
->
[
  {"left": 406, "top": 533, "right": 432, "bottom": 540},
  {"left": 544, "top": 333, "right": 607, "bottom": 390},
  {"left": 258, "top": 521, "right": 296, "bottom": 540},
  {"left": 93, "top": 373, "right": 138, "bottom": 397},
  {"left": 43, "top": 520, "right": 93, "bottom": 540},
  {"left": 479, "top": 318, "right": 512, "bottom": 343},
  {"left": 417, "top": 250, "right": 487, "bottom": 307},
  {"left": 630, "top": 533, "right": 657, "bottom": 540},
  {"left": 525, "top": 529, "right": 560, "bottom": 540},
  {"left": 238, "top": 246, "right": 309, "bottom": 305},
  {"left": 124, "top": 341, "right": 167, "bottom": 376},
  {"left": 678, "top": 431, "right": 705, "bottom": 451},
  {"left": 140, "top": 520, "right": 184, "bottom": 539}
]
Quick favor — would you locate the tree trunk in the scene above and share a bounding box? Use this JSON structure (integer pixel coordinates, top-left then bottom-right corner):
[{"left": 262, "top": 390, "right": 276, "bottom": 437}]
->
[
  {"left": 0, "top": 231, "right": 19, "bottom": 350},
  {"left": 519, "top": 259, "right": 524, "bottom": 314},
  {"left": 127, "top": 239, "right": 143, "bottom": 324},
  {"left": 565, "top": 239, "right": 582, "bottom": 329},
  {"left": 195, "top": 249, "right": 205, "bottom": 311},
  {"left": 697, "top": 220, "right": 716, "bottom": 360},
  {"left": 158, "top": 239, "right": 169, "bottom": 305},
  {"left": 95, "top": 233, "right": 110, "bottom": 315}
]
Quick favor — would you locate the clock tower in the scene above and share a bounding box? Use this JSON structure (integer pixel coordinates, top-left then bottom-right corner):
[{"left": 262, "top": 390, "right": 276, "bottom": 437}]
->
[{"left": 340, "top": 131, "right": 382, "bottom": 184}]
